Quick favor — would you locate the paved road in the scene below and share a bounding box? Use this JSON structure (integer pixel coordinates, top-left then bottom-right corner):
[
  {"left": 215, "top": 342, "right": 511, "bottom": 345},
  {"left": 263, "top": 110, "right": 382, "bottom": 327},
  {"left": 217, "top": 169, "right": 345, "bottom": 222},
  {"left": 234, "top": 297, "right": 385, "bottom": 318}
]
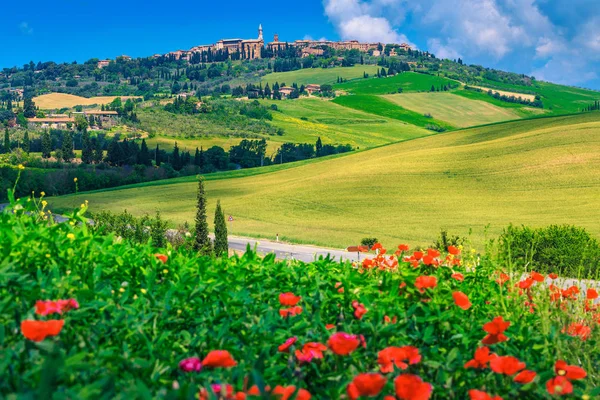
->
[{"left": 223, "top": 235, "right": 365, "bottom": 263}]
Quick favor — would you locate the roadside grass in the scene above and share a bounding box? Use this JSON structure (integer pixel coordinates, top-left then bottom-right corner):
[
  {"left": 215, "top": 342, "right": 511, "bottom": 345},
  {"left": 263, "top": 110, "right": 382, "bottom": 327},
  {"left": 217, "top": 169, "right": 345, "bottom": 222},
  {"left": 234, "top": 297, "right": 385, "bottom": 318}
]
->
[
  {"left": 333, "top": 95, "right": 455, "bottom": 130},
  {"left": 49, "top": 113, "right": 600, "bottom": 249},
  {"left": 261, "top": 65, "right": 380, "bottom": 86},
  {"left": 335, "top": 72, "right": 457, "bottom": 95},
  {"left": 382, "top": 92, "right": 523, "bottom": 128}
]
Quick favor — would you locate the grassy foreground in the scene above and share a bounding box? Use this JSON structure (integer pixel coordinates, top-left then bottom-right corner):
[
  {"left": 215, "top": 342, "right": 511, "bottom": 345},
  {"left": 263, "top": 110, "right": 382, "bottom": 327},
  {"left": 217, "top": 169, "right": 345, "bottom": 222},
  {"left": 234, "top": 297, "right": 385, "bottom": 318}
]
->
[
  {"left": 1, "top": 202, "right": 598, "bottom": 398},
  {"left": 50, "top": 112, "right": 600, "bottom": 248}
]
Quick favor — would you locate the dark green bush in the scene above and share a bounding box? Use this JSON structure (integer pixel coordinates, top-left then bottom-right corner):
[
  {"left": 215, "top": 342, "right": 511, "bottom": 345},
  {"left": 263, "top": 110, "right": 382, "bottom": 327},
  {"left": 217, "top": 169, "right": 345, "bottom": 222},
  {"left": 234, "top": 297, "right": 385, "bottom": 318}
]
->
[{"left": 498, "top": 224, "right": 600, "bottom": 277}]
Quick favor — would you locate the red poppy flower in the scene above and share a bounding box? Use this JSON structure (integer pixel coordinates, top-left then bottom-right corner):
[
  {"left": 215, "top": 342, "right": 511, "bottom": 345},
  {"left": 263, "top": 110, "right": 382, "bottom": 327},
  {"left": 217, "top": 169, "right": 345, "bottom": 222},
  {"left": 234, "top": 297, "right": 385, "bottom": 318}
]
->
[
  {"left": 394, "top": 374, "right": 432, "bottom": 400},
  {"left": 398, "top": 244, "right": 410, "bottom": 252},
  {"left": 415, "top": 276, "right": 437, "bottom": 293},
  {"left": 548, "top": 273, "right": 558, "bottom": 279},
  {"left": 378, "top": 346, "right": 421, "bottom": 373},
  {"left": 271, "top": 385, "right": 311, "bottom": 400},
  {"left": 422, "top": 255, "right": 435, "bottom": 266},
  {"left": 468, "top": 389, "right": 503, "bottom": 400},
  {"left": 327, "top": 332, "right": 360, "bottom": 355},
  {"left": 518, "top": 278, "right": 535, "bottom": 289},
  {"left": 452, "top": 291, "right": 471, "bottom": 310},
  {"left": 496, "top": 273, "right": 510, "bottom": 286},
  {"left": 384, "top": 315, "right": 398, "bottom": 324},
  {"left": 201, "top": 350, "right": 237, "bottom": 368},
  {"left": 247, "top": 385, "right": 271, "bottom": 396},
  {"left": 371, "top": 243, "right": 383, "bottom": 251},
  {"left": 464, "top": 347, "right": 497, "bottom": 369},
  {"left": 490, "top": 356, "right": 526, "bottom": 376},
  {"left": 562, "top": 286, "right": 580, "bottom": 300},
  {"left": 546, "top": 376, "right": 573, "bottom": 395},
  {"left": 179, "top": 357, "right": 202, "bottom": 372},
  {"left": 530, "top": 271, "right": 544, "bottom": 282},
  {"left": 563, "top": 323, "right": 592, "bottom": 340},
  {"left": 325, "top": 324, "right": 335, "bottom": 330},
  {"left": 35, "top": 299, "right": 79, "bottom": 316},
  {"left": 352, "top": 301, "right": 368, "bottom": 319},
  {"left": 447, "top": 245, "right": 460, "bottom": 255},
  {"left": 347, "top": 373, "right": 387, "bottom": 400},
  {"left": 278, "top": 337, "right": 298, "bottom": 352},
  {"left": 279, "top": 292, "right": 301, "bottom": 306},
  {"left": 482, "top": 316, "right": 510, "bottom": 344},
  {"left": 413, "top": 251, "right": 423, "bottom": 261},
  {"left": 451, "top": 273, "right": 464, "bottom": 282},
  {"left": 587, "top": 288, "right": 598, "bottom": 300},
  {"left": 554, "top": 360, "right": 587, "bottom": 380},
  {"left": 279, "top": 306, "right": 303, "bottom": 317},
  {"left": 295, "top": 342, "right": 327, "bottom": 363},
  {"left": 154, "top": 253, "right": 168, "bottom": 263},
  {"left": 21, "top": 320, "right": 64, "bottom": 342},
  {"left": 514, "top": 370, "right": 536, "bottom": 384}
]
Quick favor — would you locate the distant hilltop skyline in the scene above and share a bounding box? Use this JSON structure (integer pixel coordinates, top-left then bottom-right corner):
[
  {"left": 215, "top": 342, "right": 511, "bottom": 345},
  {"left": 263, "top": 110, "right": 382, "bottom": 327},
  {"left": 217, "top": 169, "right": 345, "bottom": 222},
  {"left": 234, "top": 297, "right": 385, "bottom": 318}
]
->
[{"left": 95, "top": 25, "right": 414, "bottom": 66}]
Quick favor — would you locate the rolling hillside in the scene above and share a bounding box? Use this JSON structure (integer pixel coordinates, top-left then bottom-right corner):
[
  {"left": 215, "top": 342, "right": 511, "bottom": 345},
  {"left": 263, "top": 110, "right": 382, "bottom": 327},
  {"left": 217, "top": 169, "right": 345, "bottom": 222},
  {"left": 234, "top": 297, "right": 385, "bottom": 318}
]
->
[
  {"left": 34, "top": 93, "right": 141, "bottom": 109},
  {"left": 50, "top": 112, "right": 600, "bottom": 248},
  {"left": 261, "top": 65, "right": 380, "bottom": 86}
]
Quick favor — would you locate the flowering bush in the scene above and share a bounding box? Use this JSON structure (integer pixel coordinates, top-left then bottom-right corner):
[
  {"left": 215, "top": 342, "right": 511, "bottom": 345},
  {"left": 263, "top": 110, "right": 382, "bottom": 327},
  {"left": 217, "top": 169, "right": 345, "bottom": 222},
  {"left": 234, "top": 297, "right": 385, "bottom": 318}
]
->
[{"left": 0, "top": 197, "right": 598, "bottom": 398}]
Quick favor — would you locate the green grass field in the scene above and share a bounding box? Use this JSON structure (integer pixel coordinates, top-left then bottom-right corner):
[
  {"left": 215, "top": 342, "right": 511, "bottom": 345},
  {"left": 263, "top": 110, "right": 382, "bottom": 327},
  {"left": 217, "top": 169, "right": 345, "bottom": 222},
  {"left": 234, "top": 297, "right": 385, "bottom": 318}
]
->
[
  {"left": 333, "top": 95, "right": 455, "bottom": 130},
  {"left": 49, "top": 112, "right": 600, "bottom": 248},
  {"left": 335, "top": 72, "right": 457, "bottom": 95},
  {"left": 383, "top": 92, "right": 523, "bottom": 128},
  {"left": 261, "top": 65, "right": 380, "bottom": 87}
]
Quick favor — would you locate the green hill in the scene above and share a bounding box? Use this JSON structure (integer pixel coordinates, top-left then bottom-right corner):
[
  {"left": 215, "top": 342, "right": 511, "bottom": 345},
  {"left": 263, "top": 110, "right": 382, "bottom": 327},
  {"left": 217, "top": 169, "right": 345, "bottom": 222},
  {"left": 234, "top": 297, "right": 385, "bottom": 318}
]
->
[
  {"left": 335, "top": 72, "right": 458, "bottom": 95},
  {"left": 50, "top": 112, "right": 600, "bottom": 248},
  {"left": 261, "top": 65, "right": 380, "bottom": 86}
]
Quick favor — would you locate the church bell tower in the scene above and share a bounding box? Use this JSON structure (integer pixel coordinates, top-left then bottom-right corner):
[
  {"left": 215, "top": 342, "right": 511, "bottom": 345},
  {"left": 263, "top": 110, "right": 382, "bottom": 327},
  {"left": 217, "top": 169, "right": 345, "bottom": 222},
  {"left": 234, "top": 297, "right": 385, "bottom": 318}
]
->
[{"left": 258, "top": 24, "right": 263, "bottom": 41}]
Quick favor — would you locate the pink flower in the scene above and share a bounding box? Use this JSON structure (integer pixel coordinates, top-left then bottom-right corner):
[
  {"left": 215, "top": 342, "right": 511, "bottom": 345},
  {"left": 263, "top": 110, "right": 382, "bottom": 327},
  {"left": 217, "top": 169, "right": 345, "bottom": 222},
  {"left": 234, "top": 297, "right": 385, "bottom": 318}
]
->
[{"left": 178, "top": 357, "right": 202, "bottom": 372}]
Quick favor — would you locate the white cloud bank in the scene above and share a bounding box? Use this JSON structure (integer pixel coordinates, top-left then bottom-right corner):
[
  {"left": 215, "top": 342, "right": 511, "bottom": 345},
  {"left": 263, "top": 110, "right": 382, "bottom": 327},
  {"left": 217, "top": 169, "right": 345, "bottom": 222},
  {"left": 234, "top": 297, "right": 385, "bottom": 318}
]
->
[{"left": 322, "top": 0, "right": 600, "bottom": 88}]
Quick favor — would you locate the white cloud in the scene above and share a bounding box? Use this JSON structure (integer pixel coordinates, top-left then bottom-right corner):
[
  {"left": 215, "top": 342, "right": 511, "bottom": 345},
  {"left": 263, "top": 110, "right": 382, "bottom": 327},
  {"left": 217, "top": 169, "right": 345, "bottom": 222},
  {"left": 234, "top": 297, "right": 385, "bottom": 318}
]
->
[
  {"left": 19, "top": 22, "right": 33, "bottom": 35},
  {"left": 321, "top": 0, "right": 600, "bottom": 88}
]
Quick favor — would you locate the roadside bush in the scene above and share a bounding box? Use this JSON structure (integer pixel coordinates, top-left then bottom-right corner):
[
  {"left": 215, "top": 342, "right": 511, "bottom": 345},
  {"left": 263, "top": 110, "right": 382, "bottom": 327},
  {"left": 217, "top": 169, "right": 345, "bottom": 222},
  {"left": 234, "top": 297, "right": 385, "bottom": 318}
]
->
[
  {"left": 360, "top": 237, "right": 378, "bottom": 248},
  {"left": 431, "top": 229, "right": 467, "bottom": 252},
  {"left": 498, "top": 224, "right": 600, "bottom": 277}
]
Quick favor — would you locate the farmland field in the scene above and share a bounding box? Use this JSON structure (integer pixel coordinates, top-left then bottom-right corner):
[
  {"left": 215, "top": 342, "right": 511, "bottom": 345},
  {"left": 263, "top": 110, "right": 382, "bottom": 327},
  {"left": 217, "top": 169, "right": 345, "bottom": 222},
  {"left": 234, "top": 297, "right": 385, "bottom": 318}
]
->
[
  {"left": 261, "top": 65, "right": 380, "bottom": 86},
  {"left": 50, "top": 112, "right": 600, "bottom": 248},
  {"left": 383, "top": 92, "right": 522, "bottom": 128},
  {"left": 34, "top": 93, "right": 141, "bottom": 109},
  {"left": 333, "top": 95, "right": 455, "bottom": 130},
  {"left": 335, "top": 72, "right": 457, "bottom": 95}
]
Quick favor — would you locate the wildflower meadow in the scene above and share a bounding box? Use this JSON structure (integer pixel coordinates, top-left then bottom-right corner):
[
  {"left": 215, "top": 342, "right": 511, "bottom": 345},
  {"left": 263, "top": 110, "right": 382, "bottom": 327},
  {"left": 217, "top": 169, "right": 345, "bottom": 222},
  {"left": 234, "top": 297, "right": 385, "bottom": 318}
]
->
[{"left": 0, "top": 190, "right": 598, "bottom": 399}]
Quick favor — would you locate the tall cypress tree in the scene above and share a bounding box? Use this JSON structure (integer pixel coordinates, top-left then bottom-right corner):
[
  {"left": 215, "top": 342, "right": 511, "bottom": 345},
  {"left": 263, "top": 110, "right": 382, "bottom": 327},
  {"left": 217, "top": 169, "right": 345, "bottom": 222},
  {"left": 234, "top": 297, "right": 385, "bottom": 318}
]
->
[
  {"left": 93, "top": 137, "right": 104, "bottom": 163},
  {"left": 138, "top": 138, "right": 151, "bottom": 166},
  {"left": 3, "top": 127, "right": 10, "bottom": 153},
  {"left": 172, "top": 142, "right": 181, "bottom": 170},
  {"left": 316, "top": 137, "right": 323, "bottom": 157},
  {"left": 23, "top": 130, "right": 30, "bottom": 153},
  {"left": 194, "top": 147, "right": 201, "bottom": 166},
  {"left": 81, "top": 129, "right": 92, "bottom": 164},
  {"left": 193, "top": 176, "right": 212, "bottom": 255},
  {"left": 62, "top": 131, "right": 75, "bottom": 162},
  {"left": 155, "top": 144, "right": 161, "bottom": 166},
  {"left": 41, "top": 129, "right": 52, "bottom": 158},
  {"left": 213, "top": 200, "right": 228, "bottom": 256}
]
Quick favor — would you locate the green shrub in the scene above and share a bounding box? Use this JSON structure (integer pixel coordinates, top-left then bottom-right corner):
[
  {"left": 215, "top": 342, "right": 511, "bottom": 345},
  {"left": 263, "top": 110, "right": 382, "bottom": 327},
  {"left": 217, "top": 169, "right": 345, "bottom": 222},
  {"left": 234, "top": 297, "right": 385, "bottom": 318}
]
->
[
  {"left": 360, "top": 237, "right": 378, "bottom": 248},
  {"left": 498, "top": 224, "right": 600, "bottom": 277}
]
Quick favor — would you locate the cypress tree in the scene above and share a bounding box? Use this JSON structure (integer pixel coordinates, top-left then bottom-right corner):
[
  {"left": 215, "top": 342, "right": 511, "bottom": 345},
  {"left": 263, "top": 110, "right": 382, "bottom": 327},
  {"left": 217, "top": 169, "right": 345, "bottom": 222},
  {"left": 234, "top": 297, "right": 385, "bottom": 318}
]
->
[
  {"left": 62, "top": 131, "right": 75, "bottom": 162},
  {"left": 155, "top": 144, "right": 161, "bottom": 166},
  {"left": 213, "top": 200, "right": 228, "bottom": 256},
  {"left": 193, "top": 176, "right": 212, "bottom": 255},
  {"left": 81, "top": 129, "right": 92, "bottom": 164},
  {"left": 172, "top": 142, "right": 181, "bottom": 170},
  {"left": 41, "top": 129, "right": 52, "bottom": 158},
  {"left": 138, "top": 138, "right": 150, "bottom": 166},
  {"left": 23, "top": 130, "right": 30, "bottom": 153},
  {"left": 3, "top": 127, "right": 9, "bottom": 153},
  {"left": 316, "top": 137, "right": 323, "bottom": 157},
  {"left": 93, "top": 138, "right": 104, "bottom": 163}
]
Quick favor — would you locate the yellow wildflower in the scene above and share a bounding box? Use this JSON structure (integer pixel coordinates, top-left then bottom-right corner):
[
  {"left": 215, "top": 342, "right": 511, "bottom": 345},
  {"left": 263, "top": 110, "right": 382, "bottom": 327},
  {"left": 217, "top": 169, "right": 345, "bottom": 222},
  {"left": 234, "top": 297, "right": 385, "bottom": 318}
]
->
[
  {"left": 40, "top": 191, "right": 45, "bottom": 197},
  {"left": 74, "top": 177, "right": 78, "bottom": 182},
  {"left": 163, "top": 269, "right": 169, "bottom": 274},
  {"left": 67, "top": 233, "right": 75, "bottom": 240},
  {"left": 17, "top": 164, "right": 25, "bottom": 170},
  {"left": 140, "top": 288, "right": 147, "bottom": 294},
  {"left": 119, "top": 288, "right": 125, "bottom": 293}
]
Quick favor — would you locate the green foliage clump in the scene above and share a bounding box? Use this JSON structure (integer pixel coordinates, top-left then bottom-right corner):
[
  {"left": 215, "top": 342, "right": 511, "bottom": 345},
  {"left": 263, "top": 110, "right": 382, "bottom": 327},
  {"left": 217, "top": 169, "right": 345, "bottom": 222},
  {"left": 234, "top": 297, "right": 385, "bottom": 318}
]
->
[
  {"left": 498, "top": 224, "right": 600, "bottom": 278},
  {"left": 213, "top": 200, "right": 228, "bottom": 257},
  {"left": 360, "top": 237, "right": 378, "bottom": 248},
  {"left": 91, "top": 209, "right": 168, "bottom": 248},
  {"left": 193, "top": 176, "right": 211, "bottom": 255},
  {"left": 0, "top": 200, "right": 597, "bottom": 398}
]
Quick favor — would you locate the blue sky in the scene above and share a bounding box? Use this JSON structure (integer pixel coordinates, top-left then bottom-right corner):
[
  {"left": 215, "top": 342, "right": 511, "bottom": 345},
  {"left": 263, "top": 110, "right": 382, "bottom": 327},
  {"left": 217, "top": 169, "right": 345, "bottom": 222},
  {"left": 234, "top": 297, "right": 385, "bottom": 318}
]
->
[{"left": 3, "top": 0, "right": 600, "bottom": 90}]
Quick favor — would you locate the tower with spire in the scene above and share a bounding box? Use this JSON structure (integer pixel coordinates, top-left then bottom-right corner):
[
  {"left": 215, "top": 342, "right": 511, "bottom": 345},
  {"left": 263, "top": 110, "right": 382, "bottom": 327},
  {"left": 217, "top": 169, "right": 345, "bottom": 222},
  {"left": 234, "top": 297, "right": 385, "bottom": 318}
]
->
[{"left": 258, "top": 24, "right": 263, "bottom": 41}]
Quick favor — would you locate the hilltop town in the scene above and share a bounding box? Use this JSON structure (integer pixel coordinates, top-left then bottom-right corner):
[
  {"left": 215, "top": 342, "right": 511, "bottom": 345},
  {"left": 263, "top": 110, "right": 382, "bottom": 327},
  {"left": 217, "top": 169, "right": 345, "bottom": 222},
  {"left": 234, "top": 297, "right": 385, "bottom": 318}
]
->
[{"left": 96, "top": 25, "right": 413, "bottom": 68}]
